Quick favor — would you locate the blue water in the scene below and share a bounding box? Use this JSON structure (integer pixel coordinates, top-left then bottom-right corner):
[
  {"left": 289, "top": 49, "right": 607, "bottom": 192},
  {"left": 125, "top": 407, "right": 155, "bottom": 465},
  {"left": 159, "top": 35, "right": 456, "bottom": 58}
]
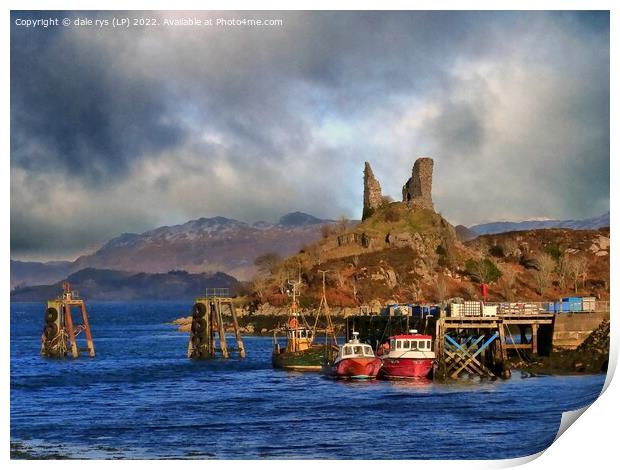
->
[{"left": 11, "top": 301, "right": 605, "bottom": 459}]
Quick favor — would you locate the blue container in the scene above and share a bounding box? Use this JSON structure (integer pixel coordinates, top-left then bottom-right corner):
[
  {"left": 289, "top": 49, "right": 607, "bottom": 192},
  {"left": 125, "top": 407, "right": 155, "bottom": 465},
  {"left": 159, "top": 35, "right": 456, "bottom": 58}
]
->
[
  {"left": 412, "top": 306, "right": 423, "bottom": 318},
  {"left": 430, "top": 306, "right": 440, "bottom": 317},
  {"left": 546, "top": 302, "right": 556, "bottom": 313},
  {"left": 569, "top": 301, "right": 582, "bottom": 312}
]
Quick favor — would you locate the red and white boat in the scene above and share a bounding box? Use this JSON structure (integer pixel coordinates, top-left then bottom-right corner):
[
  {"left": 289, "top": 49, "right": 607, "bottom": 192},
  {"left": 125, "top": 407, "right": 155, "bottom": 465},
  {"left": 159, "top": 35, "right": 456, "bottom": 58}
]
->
[
  {"left": 322, "top": 332, "right": 382, "bottom": 379},
  {"left": 378, "top": 331, "right": 435, "bottom": 379}
]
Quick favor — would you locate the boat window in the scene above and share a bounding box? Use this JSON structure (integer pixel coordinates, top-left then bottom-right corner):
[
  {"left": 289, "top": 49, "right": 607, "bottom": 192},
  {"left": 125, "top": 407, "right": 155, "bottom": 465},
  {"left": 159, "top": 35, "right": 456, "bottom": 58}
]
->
[
  {"left": 354, "top": 346, "right": 363, "bottom": 355},
  {"left": 390, "top": 339, "right": 395, "bottom": 350},
  {"left": 300, "top": 330, "right": 305, "bottom": 338},
  {"left": 396, "top": 340, "right": 402, "bottom": 349},
  {"left": 364, "top": 346, "right": 373, "bottom": 356},
  {"left": 344, "top": 346, "right": 352, "bottom": 356},
  {"left": 403, "top": 340, "right": 410, "bottom": 349},
  {"left": 410, "top": 341, "right": 417, "bottom": 349},
  {"left": 427, "top": 340, "right": 431, "bottom": 349}
]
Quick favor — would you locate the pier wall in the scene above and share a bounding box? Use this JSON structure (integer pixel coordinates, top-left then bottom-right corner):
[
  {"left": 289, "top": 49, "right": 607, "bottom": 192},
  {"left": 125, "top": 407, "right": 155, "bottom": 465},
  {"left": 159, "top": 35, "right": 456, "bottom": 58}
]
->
[{"left": 552, "top": 312, "right": 610, "bottom": 350}]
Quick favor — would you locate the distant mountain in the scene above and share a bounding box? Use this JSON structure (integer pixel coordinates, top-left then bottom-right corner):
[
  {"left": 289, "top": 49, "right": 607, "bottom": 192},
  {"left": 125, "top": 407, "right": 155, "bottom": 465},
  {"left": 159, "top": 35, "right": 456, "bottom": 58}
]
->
[
  {"left": 10, "top": 260, "right": 74, "bottom": 289},
  {"left": 278, "top": 211, "right": 330, "bottom": 227},
  {"left": 10, "top": 268, "right": 241, "bottom": 302},
  {"left": 11, "top": 212, "right": 338, "bottom": 286},
  {"left": 468, "top": 211, "right": 609, "bottom": 236},
  {"left": 454, "top": 225, "right": 477, "bottom": 242}
]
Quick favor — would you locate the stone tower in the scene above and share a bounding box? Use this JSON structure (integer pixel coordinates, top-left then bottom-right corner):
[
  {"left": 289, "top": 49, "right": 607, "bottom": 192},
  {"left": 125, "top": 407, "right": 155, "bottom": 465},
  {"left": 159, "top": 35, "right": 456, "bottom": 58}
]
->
[
  {"left": 402, "top": 157, "right": 434, "bottom": 211},
  {"left": 362, "top": 161, "right": 382, "bottom": 220}
]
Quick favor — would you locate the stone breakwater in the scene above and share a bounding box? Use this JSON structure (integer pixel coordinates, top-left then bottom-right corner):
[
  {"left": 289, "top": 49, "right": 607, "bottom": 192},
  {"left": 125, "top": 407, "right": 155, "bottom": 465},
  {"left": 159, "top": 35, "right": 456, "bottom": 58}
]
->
[{"left": 509, "top": 320, "right": 610, "bottom": 375}]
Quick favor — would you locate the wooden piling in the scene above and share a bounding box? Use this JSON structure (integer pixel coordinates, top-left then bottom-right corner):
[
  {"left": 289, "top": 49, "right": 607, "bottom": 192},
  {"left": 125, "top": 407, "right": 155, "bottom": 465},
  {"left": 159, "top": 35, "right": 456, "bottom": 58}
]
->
[
  {"left": 187, "top": 290, "right": 245, "bottom": 360},
  {"left": 80, "top": 303, "right": 96, "bottom": 357},
  {"left": 64, "top": 303, "right": 79, "bottom": 358}
]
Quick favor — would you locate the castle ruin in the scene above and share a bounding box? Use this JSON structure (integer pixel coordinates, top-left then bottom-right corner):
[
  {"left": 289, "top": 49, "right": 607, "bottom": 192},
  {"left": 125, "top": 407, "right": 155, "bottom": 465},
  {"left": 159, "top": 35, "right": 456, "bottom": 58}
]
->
[
  {"left": 362, "top": 157, "right": 435, "bottom": 220},
  {"left": 362, "top": 161, "right": 383, "bottom": 220},
  {"left": 402, "top": 157, "right": 434, "bottom": 211}
]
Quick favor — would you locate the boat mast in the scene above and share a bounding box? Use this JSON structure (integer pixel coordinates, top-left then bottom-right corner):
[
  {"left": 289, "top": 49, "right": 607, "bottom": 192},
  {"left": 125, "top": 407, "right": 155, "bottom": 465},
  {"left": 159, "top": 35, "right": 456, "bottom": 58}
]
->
[{"left": 313, "top": 270, "right": 337, "bottom": 347}]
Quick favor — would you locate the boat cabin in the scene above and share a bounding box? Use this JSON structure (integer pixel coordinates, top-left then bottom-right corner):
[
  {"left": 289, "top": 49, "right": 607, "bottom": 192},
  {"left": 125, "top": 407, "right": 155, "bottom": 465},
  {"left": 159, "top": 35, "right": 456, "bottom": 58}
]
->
[
  {"left": 340, "top": 343, "right": 375, "bottom": 359},
  {"left": 389, "top": 334, "right": 433, "bottom": 353}
]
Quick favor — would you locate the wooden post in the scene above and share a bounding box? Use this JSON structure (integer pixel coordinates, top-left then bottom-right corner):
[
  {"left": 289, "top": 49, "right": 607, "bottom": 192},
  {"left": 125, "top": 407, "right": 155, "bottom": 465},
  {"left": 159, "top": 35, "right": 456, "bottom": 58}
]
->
[
  {"left": 216, "top": 300, "right": 229, "bottom": 359},
  {"left": 229, "top": 302, "right": 245, "bottom": 358},
  {"left": 532, "top": 323, "right": 539, "bottom": 355},
  {"left": 80, "top": 302, "right": 96, "bottom": 357},
  {"left": 498, "top": 321, "right": 507, "bottom": 362},
  {"left": 64, "top": 303, "right": 79, "bottom": 358},
  {"left": 209, "top": 302, "right": 216, "bottom": 358}
]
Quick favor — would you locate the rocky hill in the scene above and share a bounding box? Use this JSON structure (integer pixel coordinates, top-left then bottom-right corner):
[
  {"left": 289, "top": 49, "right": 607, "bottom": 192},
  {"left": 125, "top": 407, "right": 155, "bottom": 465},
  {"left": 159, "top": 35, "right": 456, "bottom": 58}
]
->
[
  {"left": 10, "top": 268, "right": 242, "bottom": 302},
  {"left": 250, "top": 159, "right": 610, "bottom": 309}
]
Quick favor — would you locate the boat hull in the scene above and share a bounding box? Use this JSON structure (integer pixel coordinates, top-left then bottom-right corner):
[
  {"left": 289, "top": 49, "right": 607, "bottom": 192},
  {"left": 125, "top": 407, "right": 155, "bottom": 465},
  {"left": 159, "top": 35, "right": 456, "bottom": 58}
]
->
[
  {"left": 380, "top": 358, "right": 433, "bottom": 379},
  {"left": 272, "top": 345, "right": 330, "bottom": 371},
  {"left": 324, "top": 357, "right": 382, "bottom": 379}
]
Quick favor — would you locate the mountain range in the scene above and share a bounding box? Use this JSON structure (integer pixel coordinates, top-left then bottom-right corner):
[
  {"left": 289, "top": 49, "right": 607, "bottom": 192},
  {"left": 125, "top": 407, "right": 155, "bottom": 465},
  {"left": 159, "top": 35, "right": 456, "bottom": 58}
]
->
[
  {"left": 11, "top": 210, "right": 609, "bottom": 289},
  {"left": 10, "top": 268, "right": 241, "bottom": 302},
  {"left": 11, "top": 212, "right": 336, "bottom": 288},
  {"left": 468, "top": 211, "right": 609, "bottom": 236}
]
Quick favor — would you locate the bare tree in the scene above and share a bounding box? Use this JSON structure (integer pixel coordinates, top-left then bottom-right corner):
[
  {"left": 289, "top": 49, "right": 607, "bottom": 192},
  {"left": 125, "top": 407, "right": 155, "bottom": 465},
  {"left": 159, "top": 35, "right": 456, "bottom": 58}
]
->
[
  {"left": 254, "top": 252, "right": 282, "bottom": 275},
  {"left": 556, "top": 256, "right": 569, "bottom": 290},
  {"left": 251, "top": 276, "right": 268, "bottom": 302},
  {"left": 500, "top": 263, "right": 517, "bottom": 300},
  {"left": 435, "top": 276, "right": 448, "bottom": 303},
  {"left": 566, "top": 256, "right": 589, "bottom": 293},
  {"left": 321, "top": 224, "right": 335, "bottom": 239},
  {"left": 337, "top": 215, "right": 349, "bottom": 234},
  {"left": 534, "top": 253, "right": 555, "bottom": 295}
]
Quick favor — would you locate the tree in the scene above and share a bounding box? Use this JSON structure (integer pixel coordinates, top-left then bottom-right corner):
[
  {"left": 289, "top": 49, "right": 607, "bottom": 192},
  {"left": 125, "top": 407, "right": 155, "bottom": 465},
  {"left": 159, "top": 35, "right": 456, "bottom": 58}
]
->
[
  {"left": 499, "top": 263, "right": 517, "bottom": 300},
  {"left": 556, "top": 256, "right": 570, "bottom": 290},
  {"left": 566, "top": 255, "right": 589, "bottom": 293},
  {"left": 534, "top": 253, "right": 555, "bottom": 295},
  {"left": 321, "top": 224, "right": 336, "bottom": 239},
  {"left": 254, "top": 252, "right": 282, "bottom": 275},
  {"left": 435, "top": 276, "right": 448, "bottom": 303},
  {"left": 337, "top": 215, "right": 349, "bottom": 234},
  {"left": 465, "top": 258, "right": 502, "bottom": 284}
]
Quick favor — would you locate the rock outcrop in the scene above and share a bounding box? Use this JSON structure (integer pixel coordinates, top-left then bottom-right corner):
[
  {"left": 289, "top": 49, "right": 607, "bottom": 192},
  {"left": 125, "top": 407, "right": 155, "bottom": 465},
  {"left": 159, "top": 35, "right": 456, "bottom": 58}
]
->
[
  {"left": 362, "top": 161, "right": 383, "bottom": 220},
  {"left": 402, "top": 157, "right": 434, "bottom": 211}
]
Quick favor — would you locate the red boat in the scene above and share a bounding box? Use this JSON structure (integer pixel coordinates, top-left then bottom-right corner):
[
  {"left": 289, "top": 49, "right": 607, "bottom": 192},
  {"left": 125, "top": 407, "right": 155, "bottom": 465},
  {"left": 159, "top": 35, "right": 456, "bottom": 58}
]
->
[
  {"left": 379, "top": 331, "right": 435, "bottom": 379},
  {"left": 322, "top": 332, "right": 382, "bottom": 379}
]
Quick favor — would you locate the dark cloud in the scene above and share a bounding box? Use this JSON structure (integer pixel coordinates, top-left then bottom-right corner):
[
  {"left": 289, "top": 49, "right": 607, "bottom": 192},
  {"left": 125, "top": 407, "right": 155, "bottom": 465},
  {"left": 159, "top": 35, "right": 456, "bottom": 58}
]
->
[{"left": 10, "top": 11, "right": 609, "bottom": 259}]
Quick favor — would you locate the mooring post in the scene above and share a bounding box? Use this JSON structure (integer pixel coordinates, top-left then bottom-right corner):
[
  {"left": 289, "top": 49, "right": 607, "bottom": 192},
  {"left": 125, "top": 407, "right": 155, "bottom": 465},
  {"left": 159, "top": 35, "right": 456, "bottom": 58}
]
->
[
  {"left": 229, "top": 302, "right": 246, "bottom": 358},
  {"left": 209, "top": 303, "right": 216, "bottom": 358},
  {"left": 64, "top": 303, "right": 79, "bottom": 358},
  {"left": 80, "top": 302, "right": 96, "bottom": 357},
  {"left": 498, "top": 321, "right": 507, "bottom": 362},
  {"left": 531, "top": 323, "right": 539, "bottom": 355},
  {"left": 216, "top": 300, "right": 229, "bottom": 359}
]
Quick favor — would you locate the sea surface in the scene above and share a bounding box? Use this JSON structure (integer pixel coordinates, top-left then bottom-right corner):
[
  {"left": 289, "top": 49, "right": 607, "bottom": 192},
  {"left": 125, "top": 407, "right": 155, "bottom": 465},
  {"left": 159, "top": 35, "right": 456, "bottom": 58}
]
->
[{"left": 10, "top": 301, "right": 606, "bottom": 460}]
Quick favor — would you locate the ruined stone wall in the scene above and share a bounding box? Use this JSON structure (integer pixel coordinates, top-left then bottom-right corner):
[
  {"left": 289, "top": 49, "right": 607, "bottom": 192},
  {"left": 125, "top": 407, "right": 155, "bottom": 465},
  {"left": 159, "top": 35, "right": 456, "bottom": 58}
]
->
[
  {"left": 362, "top": 161, "right": 382, "bottom": 220},
  {"left": 402, "top": 157, "right": 434, "bottom": 211}
]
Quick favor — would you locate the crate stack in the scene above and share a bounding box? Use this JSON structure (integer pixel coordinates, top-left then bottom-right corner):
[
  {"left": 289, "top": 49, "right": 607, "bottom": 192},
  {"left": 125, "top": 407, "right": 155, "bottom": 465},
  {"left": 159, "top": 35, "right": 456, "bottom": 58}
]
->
[
  {"left": 463, "top": 301, "right": 482, "bottom": 317},
  {"left": 498, "top": 302, "right": 540, "bottom": 315}
]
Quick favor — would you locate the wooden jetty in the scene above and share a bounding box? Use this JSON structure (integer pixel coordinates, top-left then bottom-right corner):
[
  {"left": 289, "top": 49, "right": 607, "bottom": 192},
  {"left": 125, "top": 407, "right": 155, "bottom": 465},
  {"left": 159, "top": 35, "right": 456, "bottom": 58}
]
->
[
  {"left": 434, "top": 313, "right": 554, "bottom": 380},
  {"left": 187, "top": 288, "right": 245, "bottom": 359},
  {"left": 41, "top": 281, "right": 95, "bottom": 359},
  {"left": 344, "top": 304, "right": 569, "bottom": 380}
]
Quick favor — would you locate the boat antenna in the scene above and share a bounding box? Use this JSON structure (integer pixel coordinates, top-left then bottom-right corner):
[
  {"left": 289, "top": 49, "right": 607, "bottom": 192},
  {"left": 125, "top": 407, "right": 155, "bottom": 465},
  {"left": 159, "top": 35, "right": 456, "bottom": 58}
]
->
[{"left": 313, "top": 270, "right": 337, "bottom": 346}]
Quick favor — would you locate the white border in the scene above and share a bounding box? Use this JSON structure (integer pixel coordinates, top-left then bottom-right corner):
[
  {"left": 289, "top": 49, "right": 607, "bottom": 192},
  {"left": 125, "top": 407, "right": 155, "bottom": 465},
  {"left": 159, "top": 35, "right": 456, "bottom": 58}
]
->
[{"left": 3, "top": 1, "right": 616, "bottom": 468}]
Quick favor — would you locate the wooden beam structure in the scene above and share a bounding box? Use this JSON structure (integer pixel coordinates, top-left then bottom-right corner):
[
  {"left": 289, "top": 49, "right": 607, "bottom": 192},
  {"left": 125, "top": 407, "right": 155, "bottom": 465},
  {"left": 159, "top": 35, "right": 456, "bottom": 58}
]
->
[
  {"left": 188, "top": 290, "right": 245, "bottom": 360},
  {"left": 40, "top": 283, "right": 95, "bottom": 359}
]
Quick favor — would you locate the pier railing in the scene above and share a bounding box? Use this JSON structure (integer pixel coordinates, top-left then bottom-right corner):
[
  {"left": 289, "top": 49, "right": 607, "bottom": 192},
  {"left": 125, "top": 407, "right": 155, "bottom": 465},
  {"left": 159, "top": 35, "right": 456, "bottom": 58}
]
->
[{"left": 205, "top": 288, "right": 231, "bottom": 298}]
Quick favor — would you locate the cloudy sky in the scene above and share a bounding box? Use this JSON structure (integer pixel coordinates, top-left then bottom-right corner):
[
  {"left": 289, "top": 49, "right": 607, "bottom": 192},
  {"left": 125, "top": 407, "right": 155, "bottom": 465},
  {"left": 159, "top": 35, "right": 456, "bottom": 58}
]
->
[{"left": 11, "top": 11, "right": 609, "bottom": 260}]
